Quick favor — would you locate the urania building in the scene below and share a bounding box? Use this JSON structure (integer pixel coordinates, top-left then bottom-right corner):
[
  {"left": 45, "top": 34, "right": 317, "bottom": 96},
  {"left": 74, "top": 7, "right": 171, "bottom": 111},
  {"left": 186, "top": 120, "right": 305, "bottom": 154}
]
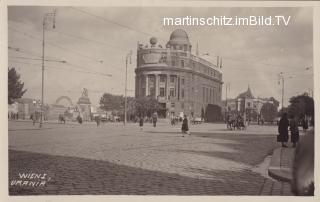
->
[{"left": 135, "top": 29, "right": 223, "bottom": 118}]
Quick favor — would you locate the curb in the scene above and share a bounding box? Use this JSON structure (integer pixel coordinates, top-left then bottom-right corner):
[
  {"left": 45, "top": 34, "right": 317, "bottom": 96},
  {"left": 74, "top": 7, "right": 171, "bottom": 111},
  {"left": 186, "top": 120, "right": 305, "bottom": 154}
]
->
[{"left": 268, "top": 147, "right": 292, "bottom": 183}]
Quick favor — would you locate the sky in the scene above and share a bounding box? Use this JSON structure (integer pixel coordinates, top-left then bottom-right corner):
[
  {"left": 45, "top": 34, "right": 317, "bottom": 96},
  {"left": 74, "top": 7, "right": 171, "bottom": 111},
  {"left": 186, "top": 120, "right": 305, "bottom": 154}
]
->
[{"left": 7, "top": 6, "right": 313, "bottom": 107}]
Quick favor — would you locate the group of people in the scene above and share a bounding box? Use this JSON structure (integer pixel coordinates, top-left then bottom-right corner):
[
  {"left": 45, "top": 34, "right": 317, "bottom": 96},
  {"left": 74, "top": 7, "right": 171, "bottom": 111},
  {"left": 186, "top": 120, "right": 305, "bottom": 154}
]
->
[
  {"left": 139, "top": 113, "right": 158, "bottom": 130},
  {"left": 139, "top": 113, "right": 190, "bottom": 137},
  {"left": 9, "top": 112, "right": 19, "bottom": 120},
  {"left": 226, "top": 114, "right": 248, "bottom": 131},
  {"left": 278, "top": 113, "right": 309, "bottom": 147}
]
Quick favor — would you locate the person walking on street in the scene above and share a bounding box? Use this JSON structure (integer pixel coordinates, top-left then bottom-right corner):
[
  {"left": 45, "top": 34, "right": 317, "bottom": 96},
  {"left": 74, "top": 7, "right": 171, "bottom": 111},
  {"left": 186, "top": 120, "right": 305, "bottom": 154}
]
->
[
  {"left": 290, "top": 115, "right": 300, "bottom": 148},
  {"left": 278, "top": 113, "right": 289, "bottom": 147},
  {"left": 152, "top": 112, "right": 157, "bottom": 127},
  {"left": 181, "top": 115, "right": 190, "bottom": 137},
  {"left": 95, "top": 115, "right": 101, "bottom": 127},
  {"left": 139, "top": 116, "right": 144, "bottom": 131},
  {"left": 302, "top": 116, "right": 309, "bottom": 133}
]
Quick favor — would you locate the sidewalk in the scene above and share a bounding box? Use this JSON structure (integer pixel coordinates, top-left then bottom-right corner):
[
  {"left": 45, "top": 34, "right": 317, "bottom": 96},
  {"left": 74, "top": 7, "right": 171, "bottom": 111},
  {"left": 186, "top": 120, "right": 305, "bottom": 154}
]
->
[{"left": 268, "top": 146, "right": 295, "bottom": 183}]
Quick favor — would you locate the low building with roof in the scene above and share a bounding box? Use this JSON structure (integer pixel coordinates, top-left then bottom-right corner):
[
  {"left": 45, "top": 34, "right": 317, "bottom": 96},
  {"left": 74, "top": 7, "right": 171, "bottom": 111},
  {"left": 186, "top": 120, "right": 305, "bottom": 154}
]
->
[{"left": 222, "top": 86, "right": 278, "bottom": 121}]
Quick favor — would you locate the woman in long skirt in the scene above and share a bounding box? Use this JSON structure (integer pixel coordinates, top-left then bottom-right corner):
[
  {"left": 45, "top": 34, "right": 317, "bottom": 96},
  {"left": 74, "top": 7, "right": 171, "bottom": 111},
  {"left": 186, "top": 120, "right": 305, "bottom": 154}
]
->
[
  {"left": 278, "top": 113, "right": 289, "bottom": 147},
  {"left": 181, "top": 115, "right": 190, "bottom": 136}
]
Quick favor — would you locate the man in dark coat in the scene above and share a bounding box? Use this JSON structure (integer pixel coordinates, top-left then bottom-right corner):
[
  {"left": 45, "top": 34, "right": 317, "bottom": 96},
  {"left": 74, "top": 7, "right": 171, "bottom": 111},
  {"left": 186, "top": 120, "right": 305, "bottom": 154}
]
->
[
  {"left": 181, "top": 115, "right": 190, "bottom": 136},
  {"left": 278, "top": 113, "right": 289, "bottom": 147},
  {"left": 302, "top": 116, "right": 309, "bottom": 132},
  {"left": 152, "top": 113, "right": 157, "bottom": 127},
  {"left": 139, "top": 116, "right": 144, "bottom": 130},
  {"left": 290, "top": 115, "right": 300, "bottom": 147}
]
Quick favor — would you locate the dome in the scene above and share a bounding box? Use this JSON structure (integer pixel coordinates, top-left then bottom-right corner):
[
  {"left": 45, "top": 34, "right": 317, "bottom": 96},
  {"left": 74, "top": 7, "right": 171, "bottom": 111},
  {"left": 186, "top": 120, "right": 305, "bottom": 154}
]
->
[
  {"left": 167, "top": 29, "right": 191, "bottom": 46},
  {"left": 150, "top": 37, "right": 157, "bottom": 45}
]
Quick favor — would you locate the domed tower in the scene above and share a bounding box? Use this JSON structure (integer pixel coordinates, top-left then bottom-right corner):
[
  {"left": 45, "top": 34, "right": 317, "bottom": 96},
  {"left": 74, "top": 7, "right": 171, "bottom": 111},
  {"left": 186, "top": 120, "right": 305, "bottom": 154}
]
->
[
  {"left": 166, "top": 29, "right": 192, "bottom": 52},
  {"left": 149, "top": 37, "right": 158, "bottom": 48}
]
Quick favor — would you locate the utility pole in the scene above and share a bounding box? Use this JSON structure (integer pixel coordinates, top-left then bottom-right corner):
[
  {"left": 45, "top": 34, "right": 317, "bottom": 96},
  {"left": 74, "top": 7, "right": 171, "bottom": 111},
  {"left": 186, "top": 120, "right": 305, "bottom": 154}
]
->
[
  {"left": 225, "top": 82, "right": 230, "bottom": 120},
  {"left": 40, "top": 10, "right": 56, "bottom": 128},
  {"left": 124, "top": 50, "right": 132, "bottom": 126},
  {"left": 279, "top": 72, "right": 284, "bottom": 110}
]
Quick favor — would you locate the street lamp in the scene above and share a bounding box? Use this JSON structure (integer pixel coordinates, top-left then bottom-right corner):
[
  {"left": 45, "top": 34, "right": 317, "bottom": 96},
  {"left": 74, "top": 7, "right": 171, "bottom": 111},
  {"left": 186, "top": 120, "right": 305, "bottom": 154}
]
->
[
  {"left": 124, "top": 50, "right": 132, "bottom": 126},
  {"left": 39, "top": 10, "right": 56, "bottom": 128},
  {"left": 278, "top": 72, "right": 284, "bottom": 110}
]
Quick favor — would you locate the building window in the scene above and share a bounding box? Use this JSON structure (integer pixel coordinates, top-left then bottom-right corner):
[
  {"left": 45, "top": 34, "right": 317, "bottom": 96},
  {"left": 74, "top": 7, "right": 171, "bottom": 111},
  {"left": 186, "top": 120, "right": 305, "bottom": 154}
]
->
[
  {"left": 170, "top": 88, "right": 175, "bottom": 97},
  {"left": 149, "top": 76, "right": 154, "bottom": 84},
  {"left": 247, "top": 102, "right": 251, "bottom": 107},
  {"left": 181, "top": 78, "right": 185, "bottom": 85},
  {"left": 150, "top": 87, "right": 155, "bottom": 97},
  {"left": 160, "top": 88, "right": 165, "bottom": 97},
  {"left": 170, "top": 76, "right": 175, "bottom": 83},
  {"left": 171, "top": 102, "right": 175, "bottom": 108},
  {"left": 192, "top": 74, "right": 194, "bottom": 81},
  {"left": 181, "top": 89, "right": 185, "bottom": 98},
  {"left": 210, "top": 89, "right": 212, "bottom": 103},
  {"left": 181, "top": 102, "right": 184, "bottom": 109},
  {"left": 172, "top": 60, "right": 176, "bottom": 66},
  {"left": 160, "top": 75, "right": 165, "bottom": 82},
  {"left": 206, "top": 88, "right": 209, "bottom": 103},
  {"left": 212, "top": 89, "right": 215, "bottom": 103},
  {"left": 181, "top": 60, "right": 184, "bottom": 68},
  {"left": 203, "top": 87, "right": 205, "bottom": 102}
]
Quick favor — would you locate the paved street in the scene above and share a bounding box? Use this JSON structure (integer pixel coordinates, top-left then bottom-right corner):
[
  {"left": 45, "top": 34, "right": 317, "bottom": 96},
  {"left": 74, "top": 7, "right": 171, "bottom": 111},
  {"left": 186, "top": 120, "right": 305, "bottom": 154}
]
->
[{"left": 8, "top": 120, "right": 293, "bottom": 195}]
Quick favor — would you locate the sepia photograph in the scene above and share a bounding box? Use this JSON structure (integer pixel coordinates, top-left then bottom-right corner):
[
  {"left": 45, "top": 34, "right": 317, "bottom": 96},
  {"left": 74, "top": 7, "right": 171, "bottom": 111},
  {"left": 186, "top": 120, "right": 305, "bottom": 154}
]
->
[{"left": 2, "top": 0, "right": 318, "bottom": 200}]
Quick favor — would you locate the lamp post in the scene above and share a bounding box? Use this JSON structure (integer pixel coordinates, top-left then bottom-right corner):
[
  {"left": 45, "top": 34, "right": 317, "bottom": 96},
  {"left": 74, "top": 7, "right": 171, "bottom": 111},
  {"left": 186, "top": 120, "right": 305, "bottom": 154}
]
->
[
  {"left": 124, "top": 51, "right": 132, "bottom": 126},
  {"left": 39, "top": 10, "right": 56, "bottom": 128},
  {"left": 278, "top": 72, "right": 284, "bottom": 111}
]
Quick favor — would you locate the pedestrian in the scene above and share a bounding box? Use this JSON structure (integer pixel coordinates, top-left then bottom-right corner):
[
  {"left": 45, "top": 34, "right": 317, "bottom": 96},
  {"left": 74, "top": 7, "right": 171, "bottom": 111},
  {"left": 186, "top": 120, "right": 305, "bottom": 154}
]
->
[
  {"left": 139, "top": 116, "right": 144, "bottom": 130},
  {"left": 32, "top": 113, "right": 36, "bottom": 126},
  {"left": 95, "top": 115, "right": 101, "bottom": 127},
  {"left": 302, "top": 116, "right": 309, "bottom": 133},
  {"left": 278, "top": 113, "right": 289, "bottom": 147},
  {"left": 290, "top": 115, "right": 300, "bottom": 148},
  {"left": 181, "top": 115, "right": 190, "bottom": 136},
  {"left": 152, "top": 112, "right": 157, "bottom": 127}
]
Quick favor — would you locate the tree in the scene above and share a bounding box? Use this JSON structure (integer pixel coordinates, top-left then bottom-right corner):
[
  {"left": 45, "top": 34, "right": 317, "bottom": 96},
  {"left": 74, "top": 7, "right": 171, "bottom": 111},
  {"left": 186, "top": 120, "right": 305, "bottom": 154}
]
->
[
  {"left": 8, "top": 67, "right": 27, "bottom": 104},
  {"left": 99, "top": 93, "right": 124, "bottom": 111},
  {"left": 135, "top": 96, "right": 160, "bottom": 117},
  {"left": 288, "top": 93, "right": 314, "bottom": 118},
  {"left": 269, "top": 97, "right": 280, "bottom": 108},
  {"left": 260, "top": 102, "right": 278, "bottom": 122}
]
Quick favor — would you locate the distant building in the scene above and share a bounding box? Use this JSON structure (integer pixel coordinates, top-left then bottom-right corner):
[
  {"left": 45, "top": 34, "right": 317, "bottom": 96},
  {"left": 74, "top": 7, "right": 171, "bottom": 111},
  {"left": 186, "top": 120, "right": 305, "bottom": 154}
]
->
[
  {"left": 222, "top": 86, "right": 277, "bottom": 121},
  {"left": 135, "top": 29, "right": 223, "bottom": 118},
  {"left": 8, "top": 98, "right": 43, "bottom": 120}
]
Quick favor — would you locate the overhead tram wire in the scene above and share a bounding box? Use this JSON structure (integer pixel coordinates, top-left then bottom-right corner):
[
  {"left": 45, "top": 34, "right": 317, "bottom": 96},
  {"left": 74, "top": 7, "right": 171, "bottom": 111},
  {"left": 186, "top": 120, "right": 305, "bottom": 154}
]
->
[
  {"left": 48, "top": 29, "right": 128, "bottom": 52},
  {"left": 9, "top": 21, "right": 311, "bottom": 75},
  {"left": 69, "top": 7, "right": 159, "bottom": 39},
  {"left": 8, "top": 59, "right": 112, "bottom": 78},
  {"left": 9, "top": 26, "right": 104, "bottom": 64},
  {"left": 10, "top": 20, "right": 310, "bottom": 75},
  {"left": 9, "top": 27, "right": 127, "bottom": 71},
  {"left": 200, "top": 52, "right": 312, "bottom": 73},
  {"left": 9, "top": 19, "right": 128, "bottom": 54}
]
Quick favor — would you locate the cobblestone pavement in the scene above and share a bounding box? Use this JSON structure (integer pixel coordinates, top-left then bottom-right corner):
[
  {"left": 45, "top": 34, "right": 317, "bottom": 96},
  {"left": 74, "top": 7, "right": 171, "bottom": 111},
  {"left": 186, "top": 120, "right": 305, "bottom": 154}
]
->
[{"left": 8, "top": 121, "right": 293, "bottom": 195}]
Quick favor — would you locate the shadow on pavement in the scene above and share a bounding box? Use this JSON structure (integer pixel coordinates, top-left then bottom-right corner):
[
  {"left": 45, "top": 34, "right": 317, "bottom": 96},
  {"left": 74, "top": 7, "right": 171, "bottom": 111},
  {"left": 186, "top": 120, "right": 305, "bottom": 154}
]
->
[
  {"left": 176, "top": 132, "right": 278, "bottom": 166},
  {"left": 10, "top": 149, "right": 270, "bottom": 195}
]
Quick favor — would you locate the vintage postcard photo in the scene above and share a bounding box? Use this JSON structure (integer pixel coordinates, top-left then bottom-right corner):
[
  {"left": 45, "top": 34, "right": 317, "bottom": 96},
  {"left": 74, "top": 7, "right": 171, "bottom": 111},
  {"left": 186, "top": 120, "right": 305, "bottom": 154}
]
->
[{"left": 2, "top": 0, "right": 318, "bottom": 200}]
